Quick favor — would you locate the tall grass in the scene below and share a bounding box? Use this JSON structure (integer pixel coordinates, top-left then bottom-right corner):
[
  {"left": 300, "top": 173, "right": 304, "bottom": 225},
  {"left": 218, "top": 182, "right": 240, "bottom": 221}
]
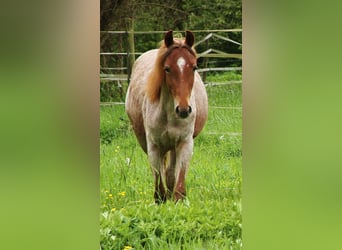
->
[{"left": 100, "top": 72, "right": 242, "bottom": 249}]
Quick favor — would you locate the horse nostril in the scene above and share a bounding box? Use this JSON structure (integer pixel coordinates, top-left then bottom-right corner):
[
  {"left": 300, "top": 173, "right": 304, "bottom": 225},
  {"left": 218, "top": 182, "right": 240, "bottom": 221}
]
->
[
  {"left": 175, "top": 106, "right": 191, "bottom": 119},
  {"left": 176, "top": 106, "right": 180, "bottom": 114}
]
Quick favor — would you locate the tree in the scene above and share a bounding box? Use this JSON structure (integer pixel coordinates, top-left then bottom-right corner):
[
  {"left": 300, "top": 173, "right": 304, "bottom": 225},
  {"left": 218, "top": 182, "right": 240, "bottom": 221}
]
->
[{"left": 183, "top": 0, "right": 241, "bottom": 30}]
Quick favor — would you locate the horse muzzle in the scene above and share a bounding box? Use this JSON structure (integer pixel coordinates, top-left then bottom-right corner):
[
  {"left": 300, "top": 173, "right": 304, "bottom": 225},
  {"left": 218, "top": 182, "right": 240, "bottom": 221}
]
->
[{"left": 175, "top": 105, "right": 192, "bottom": 119}]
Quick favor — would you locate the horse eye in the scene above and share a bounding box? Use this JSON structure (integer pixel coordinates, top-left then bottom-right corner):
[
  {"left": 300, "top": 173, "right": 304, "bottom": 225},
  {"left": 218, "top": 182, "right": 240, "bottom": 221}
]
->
[{"left": 164, "top": 67, "right": 171, "bottom": 73}]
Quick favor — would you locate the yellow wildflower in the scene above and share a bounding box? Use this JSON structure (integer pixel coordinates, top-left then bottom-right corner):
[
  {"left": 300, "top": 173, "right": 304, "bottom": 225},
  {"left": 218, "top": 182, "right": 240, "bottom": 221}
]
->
[
  {"left": 123, "top": 246, "right": 133, "bottom": 250},
  {"left": 118, "top": 191, "right": 126, "bottom": 196},
  {"left": 111, "top": 208, "right": 116, "bottom": 212}
]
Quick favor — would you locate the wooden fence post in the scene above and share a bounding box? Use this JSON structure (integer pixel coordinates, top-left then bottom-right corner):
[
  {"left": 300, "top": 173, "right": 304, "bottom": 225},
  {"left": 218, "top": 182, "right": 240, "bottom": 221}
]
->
[
  {"left": 127, "top": 18, "right": 135, "bottom": 83},
  {"left": 202, "top": 38, "right": 209, "bottom": 83}
]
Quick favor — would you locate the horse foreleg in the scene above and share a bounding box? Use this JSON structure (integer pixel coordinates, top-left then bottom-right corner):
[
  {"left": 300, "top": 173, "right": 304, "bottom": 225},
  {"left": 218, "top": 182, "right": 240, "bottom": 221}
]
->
[
  {"left": 174, "top": 168, "right": 187, "bottom": 201},
  {"left": 148, "top": 144, "right": 167, "bottom": 203},
  {"left": 154, "top": 173, "right": 166, "bottom": 204},
  {"left": 165, "top": 150, "right": 176, "bottom": 199},
  {"left": 174, "top": 140, "right": 193, "bottom": 201}
]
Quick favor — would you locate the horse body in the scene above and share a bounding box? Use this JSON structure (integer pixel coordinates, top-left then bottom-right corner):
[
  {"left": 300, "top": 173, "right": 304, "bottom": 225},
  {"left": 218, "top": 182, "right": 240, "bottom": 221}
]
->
[{"left": 125, "top": 31, "right": 208, "bottom": 203}]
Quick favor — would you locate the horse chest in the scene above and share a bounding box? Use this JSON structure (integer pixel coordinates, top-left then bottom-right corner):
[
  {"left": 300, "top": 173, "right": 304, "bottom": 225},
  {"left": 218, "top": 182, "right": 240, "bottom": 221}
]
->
[{"left": 147, "top": 115, "right": 194, "bottom": 149}]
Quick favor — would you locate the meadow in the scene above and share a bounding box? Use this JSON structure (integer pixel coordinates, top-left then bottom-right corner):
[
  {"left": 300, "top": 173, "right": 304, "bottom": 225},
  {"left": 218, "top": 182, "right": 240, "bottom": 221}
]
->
[{"left": 100, "top": 72, "right": 242, "bottom": 249}]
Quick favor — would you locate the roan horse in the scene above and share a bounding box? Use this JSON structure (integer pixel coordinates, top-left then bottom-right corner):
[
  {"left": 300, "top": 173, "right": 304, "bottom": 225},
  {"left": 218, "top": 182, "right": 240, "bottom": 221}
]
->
[{"left": 125, "top": 30, "right": 208, "bottom": 203}]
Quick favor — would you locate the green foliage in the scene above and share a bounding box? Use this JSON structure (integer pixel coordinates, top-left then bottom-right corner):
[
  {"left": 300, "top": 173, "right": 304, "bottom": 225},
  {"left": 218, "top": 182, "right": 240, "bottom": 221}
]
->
[
  {"left": 183, "top": 0, "right": 242, "bottom": 30},
  {"left": 100, "top": 78, "right": 242, "bottom": 249},
  {"left": 100, "top": 81, "right": 128, "bottom": 102},
  {"left": 100, "top": 0, "right": 241, "bottom": 32},
  {"left": 100, "top": 0, "right": 242, "bottom": 69}
]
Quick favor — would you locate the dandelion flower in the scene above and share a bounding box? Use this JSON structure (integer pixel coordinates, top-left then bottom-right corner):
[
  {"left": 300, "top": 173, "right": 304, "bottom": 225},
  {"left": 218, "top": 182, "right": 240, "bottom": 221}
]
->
[
  {"left": 118, "top": 191, "right": 126, "bottom": 196},
  {"left": 123, "top": 246, "right": 133, "bottom": 250},
  {"left": 111, "top": 208, "right": 116, "bottom": 212}
]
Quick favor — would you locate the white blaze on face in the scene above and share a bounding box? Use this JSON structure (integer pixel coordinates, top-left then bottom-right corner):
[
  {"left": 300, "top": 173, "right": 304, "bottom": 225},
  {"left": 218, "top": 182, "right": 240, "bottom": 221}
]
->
[{"left": 177, "top": 57, "right": 186, "bottom": 73}]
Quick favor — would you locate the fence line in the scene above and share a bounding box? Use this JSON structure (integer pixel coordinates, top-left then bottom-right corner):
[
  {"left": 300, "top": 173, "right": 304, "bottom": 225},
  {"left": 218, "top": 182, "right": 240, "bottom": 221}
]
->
[
  {"left": 100, "top": 52, "right": 143, "bottom": 56},
  {"left": 209, "top": 106, "right": 242, "bottom": 110},
  {"left": 100, "top": 29, "right": 242, "bottom": 83},
  {"left": 205, "top": 132, "right": 241, "bottom": 136},
  {"left": 101, "top": 52, "right": 241, "bottom": 58},
  {"left": 204, "top": 81, "right": 242, "bottom": 86},
  {"left": 100, "top": 102, "right": 242, "bottom": 110},
  {"left": 100, "top": 102, "right": 125, "bottom": 106},
  {"left": 194, "top": 33, "right": 242, "bottom": 47},
  {"left": 197, "top": 67, "right": 241, "bottom": 73}
]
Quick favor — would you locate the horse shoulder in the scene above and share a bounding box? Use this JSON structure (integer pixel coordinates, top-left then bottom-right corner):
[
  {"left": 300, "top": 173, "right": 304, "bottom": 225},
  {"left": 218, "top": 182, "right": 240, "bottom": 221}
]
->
[{"left": 126, "top": 50, "right": 159, "bottom": 153}]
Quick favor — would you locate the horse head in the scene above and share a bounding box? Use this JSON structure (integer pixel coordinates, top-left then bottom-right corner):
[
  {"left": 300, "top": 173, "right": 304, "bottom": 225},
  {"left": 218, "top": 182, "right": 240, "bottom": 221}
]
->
[{"left": 163, "top": 30, "right": 198, "bottom": 119}]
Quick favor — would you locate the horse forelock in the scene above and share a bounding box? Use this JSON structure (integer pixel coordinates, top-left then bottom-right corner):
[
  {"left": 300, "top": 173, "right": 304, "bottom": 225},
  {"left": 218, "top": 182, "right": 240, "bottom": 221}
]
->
[{"left": 146, "top": 39, "right": 196, "bottom": 102}]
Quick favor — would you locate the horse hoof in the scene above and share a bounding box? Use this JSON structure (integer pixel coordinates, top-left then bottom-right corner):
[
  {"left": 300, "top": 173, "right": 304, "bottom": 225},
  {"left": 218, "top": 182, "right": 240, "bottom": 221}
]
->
[{"left": 174, "top": 191, "right": 186, "bottom": 202}]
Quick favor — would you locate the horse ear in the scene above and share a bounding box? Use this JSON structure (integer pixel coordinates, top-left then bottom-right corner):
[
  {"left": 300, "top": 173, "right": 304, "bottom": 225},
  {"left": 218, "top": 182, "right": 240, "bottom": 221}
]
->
[
  {"left": 164, "top": 30, "right": 173, "bottom": 48},
  {"left": 185, "top": 30, "right": 195, "bottom": 47}
]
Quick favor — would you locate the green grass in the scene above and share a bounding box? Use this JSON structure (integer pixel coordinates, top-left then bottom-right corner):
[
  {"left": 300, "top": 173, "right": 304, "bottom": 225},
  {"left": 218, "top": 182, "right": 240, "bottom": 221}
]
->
[
  {"left": 100, "top": 75, "right": 242, "bottom": 250},
  {"left": 206, "top": 71, "right": 242, "bottom": 83}
]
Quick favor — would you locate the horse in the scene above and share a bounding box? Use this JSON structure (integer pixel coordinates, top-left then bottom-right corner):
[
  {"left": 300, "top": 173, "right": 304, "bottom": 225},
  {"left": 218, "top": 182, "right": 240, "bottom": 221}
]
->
[{"left": 125, "top": 30, "right": 208, "bottom": 203}]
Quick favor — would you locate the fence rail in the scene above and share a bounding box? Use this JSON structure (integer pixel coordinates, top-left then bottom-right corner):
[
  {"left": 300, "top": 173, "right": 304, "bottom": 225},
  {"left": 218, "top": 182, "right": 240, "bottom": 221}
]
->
[{"left": 100, "top": 102, "right": 242, "bottom": 113}]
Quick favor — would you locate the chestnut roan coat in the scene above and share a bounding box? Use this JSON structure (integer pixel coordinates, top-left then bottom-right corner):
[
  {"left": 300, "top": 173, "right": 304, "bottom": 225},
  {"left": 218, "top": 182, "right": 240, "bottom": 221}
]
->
[{"left": 125, "top": 30, "right": 208, "bottom": 203}]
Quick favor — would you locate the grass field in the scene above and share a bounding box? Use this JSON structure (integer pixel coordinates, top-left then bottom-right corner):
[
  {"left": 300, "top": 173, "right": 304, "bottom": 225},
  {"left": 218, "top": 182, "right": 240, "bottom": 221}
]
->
[{"left": 100, "top": 72, "right": 242, "bottom": 249}]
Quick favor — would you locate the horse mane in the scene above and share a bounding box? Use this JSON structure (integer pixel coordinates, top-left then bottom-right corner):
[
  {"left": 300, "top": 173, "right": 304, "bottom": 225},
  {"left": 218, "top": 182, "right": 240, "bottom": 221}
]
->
[{"left": 146, "top": 38, "right": 197, "bottom": 102}]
